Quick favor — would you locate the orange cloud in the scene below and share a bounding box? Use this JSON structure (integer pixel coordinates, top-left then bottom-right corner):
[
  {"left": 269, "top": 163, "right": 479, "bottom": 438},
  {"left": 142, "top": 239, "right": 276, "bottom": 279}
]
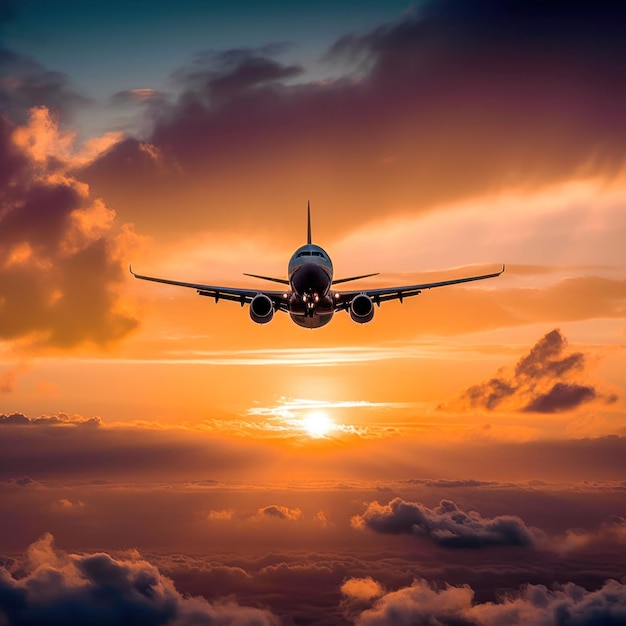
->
[
  {"left": 256, "top": 505, "right": 304, "bottom": 522},
  {"left": 0, "top": 108, "right": 137, "bottom": 348}
]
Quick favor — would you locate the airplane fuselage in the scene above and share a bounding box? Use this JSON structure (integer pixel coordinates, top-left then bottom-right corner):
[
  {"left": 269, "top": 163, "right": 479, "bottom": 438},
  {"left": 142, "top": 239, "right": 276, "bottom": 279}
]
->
[{"left": 287, "top": 244, "right": 335, "bottom": 328}]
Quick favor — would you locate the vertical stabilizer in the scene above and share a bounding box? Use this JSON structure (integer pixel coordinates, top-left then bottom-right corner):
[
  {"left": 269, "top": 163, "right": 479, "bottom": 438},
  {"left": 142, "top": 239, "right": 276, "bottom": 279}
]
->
[{"left": 307, "top": 201, "right": 312, "bottom": 244}]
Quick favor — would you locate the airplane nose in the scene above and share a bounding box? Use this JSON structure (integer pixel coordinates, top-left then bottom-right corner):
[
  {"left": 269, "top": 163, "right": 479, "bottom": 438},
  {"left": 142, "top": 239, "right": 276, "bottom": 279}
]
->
[{"left": 292, "top": 263, "right": 330, "bottom": 294}]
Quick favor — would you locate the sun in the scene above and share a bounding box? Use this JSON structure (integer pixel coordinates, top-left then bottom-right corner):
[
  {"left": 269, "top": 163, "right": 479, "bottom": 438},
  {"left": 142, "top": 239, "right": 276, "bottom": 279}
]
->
[{"left": 302, "top": 411, "right": 335, "bottom": 438}]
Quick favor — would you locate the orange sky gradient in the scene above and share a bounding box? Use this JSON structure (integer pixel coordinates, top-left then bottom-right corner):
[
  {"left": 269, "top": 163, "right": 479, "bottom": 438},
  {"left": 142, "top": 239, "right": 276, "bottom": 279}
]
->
[{"left": 1, "top": 2, "right": 626, "bottom": 624}]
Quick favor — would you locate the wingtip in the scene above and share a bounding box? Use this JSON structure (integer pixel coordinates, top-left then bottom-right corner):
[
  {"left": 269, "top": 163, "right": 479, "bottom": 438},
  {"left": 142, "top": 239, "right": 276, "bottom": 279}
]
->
[{"left": 129, "top": 264, "right": 135, "bottom": 277}]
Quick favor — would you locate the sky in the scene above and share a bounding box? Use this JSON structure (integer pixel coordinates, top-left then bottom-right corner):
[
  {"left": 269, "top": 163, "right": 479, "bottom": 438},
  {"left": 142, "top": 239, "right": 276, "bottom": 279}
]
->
[{"left": 1, "top": 1, "right": 626, "bottom": 624}]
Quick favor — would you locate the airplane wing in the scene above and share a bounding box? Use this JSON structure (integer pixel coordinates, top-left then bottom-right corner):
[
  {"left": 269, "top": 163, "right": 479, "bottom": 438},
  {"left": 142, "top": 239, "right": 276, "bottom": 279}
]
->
[
  {"left": 332, "top": 272, "right": 380, "bottom": 285},
  {"left": 334, "top": 265, "right": 505, "bottom": 310},
  {"left": 130, "top": 267, "right": 289, "bottom": 311},
  {"left": 242, "top": 272, "right": 290, "bottom": 285}
]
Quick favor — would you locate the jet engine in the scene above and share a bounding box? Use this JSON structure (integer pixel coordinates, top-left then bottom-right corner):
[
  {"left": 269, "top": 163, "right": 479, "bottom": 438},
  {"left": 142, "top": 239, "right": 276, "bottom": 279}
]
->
[
  {"left": 349, "top": 294, "right": 374, "bottom": 324},
  {"left": 249, "top": 294, "right": 274, "bottom": 324}
]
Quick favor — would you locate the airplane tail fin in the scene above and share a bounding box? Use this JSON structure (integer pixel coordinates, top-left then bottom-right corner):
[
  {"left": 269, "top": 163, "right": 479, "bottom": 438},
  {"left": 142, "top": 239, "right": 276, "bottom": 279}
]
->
[{"left": 307, "top": 201, "right": 312, "bottom": 245}]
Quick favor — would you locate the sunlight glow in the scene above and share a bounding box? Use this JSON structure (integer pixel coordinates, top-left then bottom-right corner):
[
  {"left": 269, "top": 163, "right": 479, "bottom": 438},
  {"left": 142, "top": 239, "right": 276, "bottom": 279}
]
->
[{"left": 303, "top": 411, "right": 335, "bottom": 438}]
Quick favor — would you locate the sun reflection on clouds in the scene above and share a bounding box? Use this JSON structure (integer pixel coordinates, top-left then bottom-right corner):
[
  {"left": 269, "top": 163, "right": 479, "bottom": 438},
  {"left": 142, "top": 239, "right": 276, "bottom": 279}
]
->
[
  {"left": 244, "top": 397, "right": 418, "bottom": 440},
  {"left": 302, "top": 411, "right": 335, "bottom": 438}
]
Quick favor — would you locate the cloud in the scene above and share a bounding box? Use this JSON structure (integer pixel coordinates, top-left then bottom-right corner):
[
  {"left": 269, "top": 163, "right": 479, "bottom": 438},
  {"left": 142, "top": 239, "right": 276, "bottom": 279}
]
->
[
  {"left": 207, "top": 509, "right": 235, "bottom": 521},
  {"left": 0, "top": 107, "right": 137, "bottom": 348},
  {"left": 446, "top": 329, "right": 616, "bottom": 413},
  {"left": 352, "top": 497, "right": 540, "bottom": 548},
  {"left": 109, "top": 88, "right": 168, "bottom": 106},
  {"left": 256, "top": 505, "right": 303, "bottom": 522},
  {"left": 0, "top": 49, "right": 90, "bottom": 124},
  {"left": 3, "top": 407, "right": 626, "bottom": 484},
  {"left": 51, "top": 498, "right": 85, "bottom": 512},
  {"left": 5, "top": 476, "right": 40, "bottom": 487},
  {"left": 553, "top": 516, "right": 626, "bottom": 555},
  {"left": 171, "top": 44, "right": 300, "bottom": 105},
  {"left": 340, "top": 577, "right": 386, "bottom": 622},
  {"left": 405, "top": 479, "right": 499, "bottom": 489},
  {"left": 81, "top": 2, "right": 626, "bottom": 239},
  {"left": 0, "top": 412, "right": 101, "bottom": 427},
  {"left": 341, "top": 577, "right": 384, "bottom": 602},
  {"left": 0, "top": 411, "right": 273, "bottom": 482},
  {"left": 0, "top": 533, "right": 279, "bottom": 626},
  {"left": 524, "top": 382, "right": 597, "bottom": 413},
  {"left": 352, "top": 577, "right": 626, "bottom": 626}
]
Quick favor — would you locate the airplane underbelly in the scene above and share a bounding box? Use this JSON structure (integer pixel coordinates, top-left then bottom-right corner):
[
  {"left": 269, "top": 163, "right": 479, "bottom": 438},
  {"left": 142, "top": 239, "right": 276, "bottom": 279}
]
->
[{"left": 289, "top": 311, "right": 333, "bottom": 328}]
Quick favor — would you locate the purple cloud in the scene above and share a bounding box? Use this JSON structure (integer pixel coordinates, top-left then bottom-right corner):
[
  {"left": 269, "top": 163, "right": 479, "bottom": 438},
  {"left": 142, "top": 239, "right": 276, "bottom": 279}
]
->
[
  {"left": 352, "top": 497, "right": 540, "bottom": 548},
  {"left": 447, "top": 329, "right": 616, "bottom": 413}
]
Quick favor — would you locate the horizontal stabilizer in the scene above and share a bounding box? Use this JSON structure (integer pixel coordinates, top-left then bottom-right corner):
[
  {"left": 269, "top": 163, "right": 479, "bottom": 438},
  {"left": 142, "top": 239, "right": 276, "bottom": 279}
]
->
[
  {"left": 243, "top": 272, "right": 290, "bottom": 285},
  {"left": 332, "top": 272, "right": 379, "bottom": 285}
]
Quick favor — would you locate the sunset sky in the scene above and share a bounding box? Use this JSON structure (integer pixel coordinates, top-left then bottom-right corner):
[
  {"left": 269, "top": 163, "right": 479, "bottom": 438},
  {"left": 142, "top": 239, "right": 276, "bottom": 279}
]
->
[{"left": 1, "top": 1, "right": 626, "bottom": 624}]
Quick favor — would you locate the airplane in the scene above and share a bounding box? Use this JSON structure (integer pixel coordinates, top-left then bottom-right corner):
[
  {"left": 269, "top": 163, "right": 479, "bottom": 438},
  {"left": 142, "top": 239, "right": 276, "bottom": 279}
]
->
[{"left": 130, "top": 203, "right": 504, "bottom": 329}]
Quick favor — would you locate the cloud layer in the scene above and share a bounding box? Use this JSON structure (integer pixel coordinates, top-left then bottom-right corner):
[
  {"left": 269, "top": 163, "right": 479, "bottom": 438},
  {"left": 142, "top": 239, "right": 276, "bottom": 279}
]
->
[
  {"left": 79, "top": 1, "right": 626, "bottom": 241},
  {"left": 2, "top": 409, "right": 626, "bottom": 483}
]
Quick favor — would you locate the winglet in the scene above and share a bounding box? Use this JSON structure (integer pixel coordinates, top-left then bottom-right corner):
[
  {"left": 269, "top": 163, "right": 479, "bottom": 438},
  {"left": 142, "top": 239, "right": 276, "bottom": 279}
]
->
[
  {"left": 307, "top": 201, "right": 312, "bottom": 245},
  {"left": 129, "top": 264, "right": 136, "bottom": 277}
]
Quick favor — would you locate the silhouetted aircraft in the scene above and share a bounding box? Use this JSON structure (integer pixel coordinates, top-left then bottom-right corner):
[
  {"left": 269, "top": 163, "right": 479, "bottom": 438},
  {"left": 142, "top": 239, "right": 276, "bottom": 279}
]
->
[{"left": 131, "top": 203, "right": 504, "bottom": 328}]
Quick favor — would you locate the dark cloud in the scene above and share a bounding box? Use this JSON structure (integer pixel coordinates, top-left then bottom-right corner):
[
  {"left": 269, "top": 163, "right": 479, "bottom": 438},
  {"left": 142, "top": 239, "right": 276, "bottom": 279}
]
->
[
  {"left": 447, "top": 329, "right": 615, "bottom": 413},
  {"left": 515, "top": 329, "right": 584, "bottom": 379},
  {"left": 0, "top": 412, "right": 101, "bottom": 427},
  {"left": 82, "top": 1, "right": 626, "bottom": 238},
  {"left": 524, "top": 382, "right": 597, "bottom": 413},
  {"left": 3, "top": 408, "right": 626, "bottom": 484},
  {"left": 404, "top": 479, "right": 499, "bottom": 489},
  {"left": 0, "top": 49, "right": 90, "bottom": 124},
  {"left": 0, "top": 411, "right": 273, "bottom": 482},
  {"left": 352, "top": 497, "right": 540, "bottom": 548},
  {"left": 171, "top": 44, "right": 300, "bottom": 104},
  {"left": 351, "top": 577, "right": 626, "bottom": 626},
  {"left": 192, "top": 43, "right": 295, "bottom": 68},
  {"left": 0, "top": 533, "right": 279, "bottom": 626},
  {"left": 6, "top": 476, "right": 40, "bottom": 487},
  {"left": 0, "top": 108, "right": 137, "bottom": 348}
]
